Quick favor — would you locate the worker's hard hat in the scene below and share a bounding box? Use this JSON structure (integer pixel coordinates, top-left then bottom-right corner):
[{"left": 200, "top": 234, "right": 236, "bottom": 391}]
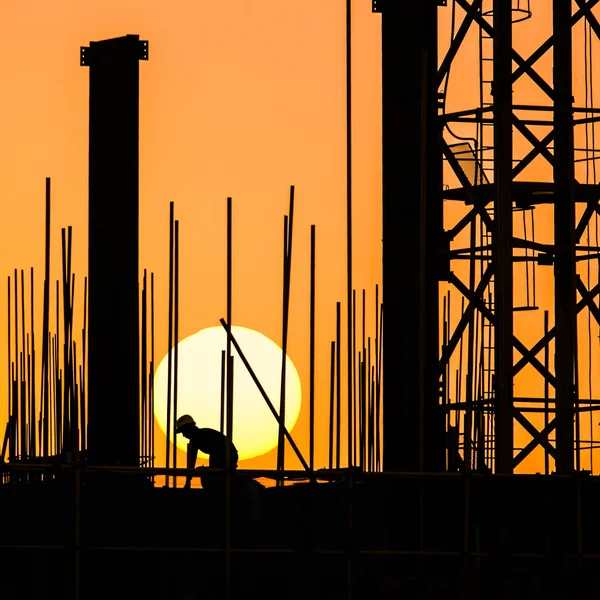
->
[{"left": 175, "top": 414, "right": 196, "bottom": 433}]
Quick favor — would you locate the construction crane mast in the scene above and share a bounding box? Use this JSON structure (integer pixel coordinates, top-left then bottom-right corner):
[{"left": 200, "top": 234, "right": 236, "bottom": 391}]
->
[{"left": 377, "top": 0, "right": 600, "bottom": 474}]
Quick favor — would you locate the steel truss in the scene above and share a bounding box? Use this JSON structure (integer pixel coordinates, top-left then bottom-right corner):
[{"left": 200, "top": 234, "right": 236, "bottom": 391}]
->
[{"left": 377, "top": 0, "right": 600, "bottom": 474}]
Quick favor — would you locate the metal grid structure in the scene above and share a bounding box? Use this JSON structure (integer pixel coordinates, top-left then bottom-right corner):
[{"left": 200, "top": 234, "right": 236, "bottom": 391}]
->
[{"left": 380, "top": 0, "right": 600, "bottom": 476}]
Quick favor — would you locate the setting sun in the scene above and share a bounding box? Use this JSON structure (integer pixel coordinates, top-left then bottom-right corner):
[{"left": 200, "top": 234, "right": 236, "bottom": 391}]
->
[{"left": 153, "top": 325, "right": 302, "bottom": 460}]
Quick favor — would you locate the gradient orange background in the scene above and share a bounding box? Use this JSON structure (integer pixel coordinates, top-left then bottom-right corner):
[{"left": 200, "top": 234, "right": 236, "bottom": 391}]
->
[{"left": 1, "top": 1, "right": 599, "bottom": 475}]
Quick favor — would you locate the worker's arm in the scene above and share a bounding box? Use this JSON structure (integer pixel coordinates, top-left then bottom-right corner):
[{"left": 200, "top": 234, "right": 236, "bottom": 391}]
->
[{"left": 185, "top": 442, "right": 198, "bottom": 488}]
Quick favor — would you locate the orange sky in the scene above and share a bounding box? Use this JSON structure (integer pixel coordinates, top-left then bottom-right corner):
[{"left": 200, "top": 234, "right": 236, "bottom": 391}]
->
[{"left": 1, "top": 1, "right": 600, "bottom": 475}]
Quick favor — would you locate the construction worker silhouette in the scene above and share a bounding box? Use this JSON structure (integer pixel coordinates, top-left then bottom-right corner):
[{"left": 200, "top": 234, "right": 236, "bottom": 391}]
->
[{"left": 176, "top": 414, "right": 238, "bottom": 492}]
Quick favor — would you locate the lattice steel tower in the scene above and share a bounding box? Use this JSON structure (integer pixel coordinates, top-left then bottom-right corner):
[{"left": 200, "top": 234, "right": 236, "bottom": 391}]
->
[{"left": 378, "top": 0, "right": 600, "bottom": 474}]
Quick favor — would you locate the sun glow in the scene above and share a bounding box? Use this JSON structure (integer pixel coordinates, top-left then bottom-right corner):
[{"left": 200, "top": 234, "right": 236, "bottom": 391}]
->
[{"left": 153, "top": 326, "right": 302, "bottom": 461}]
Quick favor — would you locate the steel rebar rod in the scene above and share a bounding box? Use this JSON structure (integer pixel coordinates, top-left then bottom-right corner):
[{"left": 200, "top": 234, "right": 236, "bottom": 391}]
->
[
  {"left": 79, "top": 365, "right": 85, "bottom": 455},
  {"left": 353, "top": 289, "right": 357, "bottom": 467},
  {"left": 336, "top": 302, "right": 341, "bottom": 469},
  {"left": 376, "top": 302, "right": 383, "bottom": 471},
  {"left": 220, "top": 350, "right": 226, "bottom": 435},
  {"left": 151, "top": 273, "right": 155, "bottom": 469},
  {"left": 141, "top": 270, "right": 147, "bottom": 464},
  {"left": 360, "top": 354, "right": 366, "bottom": 469},
  {"left": 61, "top": 232, "right": 68, "bottom": 451},
  {"left": 278, "top": 214, "right": 289, "bottom": 478},
  {"left": 11, "top": 364, "right": 17, "bottom": 460},
  {"left": 367, "top": 339, "right": 372, "bottom": 470},
  {"left": 225, "top": 355, "right": 234, "bottom": 600},
  {"left": 225, "top": 197, "right": 234, "bottom": 473},
  {"left": 361, "top": 290, "right": 366, "bottom": 468},
  {"left": 55, "top": 281, "right": 60, "bottom": 452},
  {"left": 375, "top": 286, "right": 380, "bottom": 471},
  {"left": 81, "top": 277, "right": 87, "bottom": 452},
  {"left": 72, "top": 341, "right": 79, "bottom": 452},
  {"left": 6, "top": 277, "right": 10, "bottom": 455},
  {"left": 465, "top": 217, "right": 477, "bottom": 472},
  {"left": 69, "top": 274, "right": 77, "bottom": 451},
  {"left": 278, "top": 187, "right": 295, "bottom": 475},
  {"left": 30, "top": 268, "right": 36, "bottom": 458},
  {"left": 309, "top": 225, "right": 316, "bottom": 471},
  {"left": 14, "top": 270, "right": 18, "bottom": 442},
  {"left": 26, "top": 334, "right": 31, "bottom": 459},
  {"left": 19, "top": 358, "right": 25, "bottom": 460},
  {"left": 52, "top": 333, "right": 58, "bottom": 454},
  {"left": 41, "top": 178, "right": 51, "bottom": 456},
  {"left": 19, "top": 270, "right": 26, "bottom": 459},
  {"left": 329, "top": 340, "right": 335, "bottom": 470},
  {"left": 369, "top": 365, "right": 376, "bottom": 471},
  {"left": 173, "top": 220, "right": 180, "bottom": 485},
  {"left": 346, "top": 0, "right": 353, "bottom": 474},
  {"left": 61, "top": 230, "right": 73, "bottom": 452},
  {"left": 166, "top": 202, "right": 174, "bottom": 486},
  {"left": 544, "top": 310, "right": 550, "bottom": 474}
]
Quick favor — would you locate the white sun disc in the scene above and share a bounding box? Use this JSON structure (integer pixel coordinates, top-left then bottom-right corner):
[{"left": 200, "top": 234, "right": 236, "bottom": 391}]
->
[{"left": 154, "top": 326, "right": 302, "bottom": 461}]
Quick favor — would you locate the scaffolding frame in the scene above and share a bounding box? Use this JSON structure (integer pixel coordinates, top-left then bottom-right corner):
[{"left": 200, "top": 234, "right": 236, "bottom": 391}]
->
[{"left": 2, "top": 462, "right": 600, "bottom": 599}]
